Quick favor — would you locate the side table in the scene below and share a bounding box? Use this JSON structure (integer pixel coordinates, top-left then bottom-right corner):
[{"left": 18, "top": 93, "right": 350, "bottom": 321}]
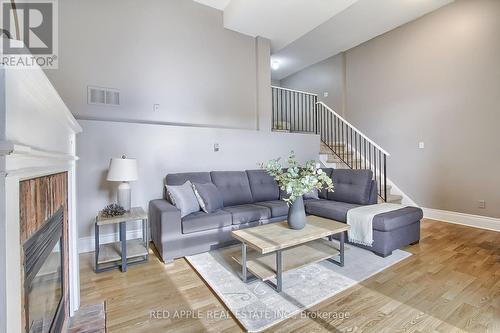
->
[{"left": 94, "top": 207, "right": 149, "bottom": 273}]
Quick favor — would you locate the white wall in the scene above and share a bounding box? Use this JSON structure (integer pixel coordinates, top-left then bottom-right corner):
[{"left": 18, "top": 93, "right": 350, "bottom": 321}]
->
[
  {"left": 256, "top": 37, "right": 272, "bottom": 131},
  {"left": 42, "top": 0, "right": 323, "bottom": 252},
  {"left": 281, "top": 53, "right": 346, "bottom": 116},
  {"left": 45, "top": 0, "right": 260, "bottom": 129},
  {"left": 279, "top": 0, "right": 500, "bottom": 219},
  {"left": 77, "top": 119, "right": 320, "bottom": 251},
  {"left": 344, "top": 0, "right": 500, "bottom": 218}
]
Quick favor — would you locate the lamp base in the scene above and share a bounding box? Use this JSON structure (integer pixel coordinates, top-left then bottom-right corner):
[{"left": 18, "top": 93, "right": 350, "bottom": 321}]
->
[{"left": 117, "top": 182, "right": 131, "bottom": 211}]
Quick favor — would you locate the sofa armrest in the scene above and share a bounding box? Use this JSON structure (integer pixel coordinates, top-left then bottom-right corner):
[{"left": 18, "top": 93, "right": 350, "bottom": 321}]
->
[
  {"left": 149, "top": 199, "right": 181, "bottom": 263},
  {"left": 368, "top": 180, "right": 378, "bottom": 204}
]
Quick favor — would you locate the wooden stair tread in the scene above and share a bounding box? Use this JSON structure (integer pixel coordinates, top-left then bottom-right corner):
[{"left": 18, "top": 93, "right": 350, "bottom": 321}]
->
[
  {"left": 319, "top": 142, "right": 400, "bottom": 203},
  {"left": 386, "top": 194, "right": 403, "bottom": 203}
]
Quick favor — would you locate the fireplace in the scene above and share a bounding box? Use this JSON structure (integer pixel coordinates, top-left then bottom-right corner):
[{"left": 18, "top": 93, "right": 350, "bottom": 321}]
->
[
  {"left": 19, "top": 173, "right": 70, "bottom": 333},
  {"left": 0, "top": 54, "right": 81, "bottom": 332},
  {"left": 23, "top": 207, "right": 65, "bottom": 333}
]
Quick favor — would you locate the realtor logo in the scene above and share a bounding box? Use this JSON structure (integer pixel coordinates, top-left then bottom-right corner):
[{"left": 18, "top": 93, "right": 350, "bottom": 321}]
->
[{"left": 1, "top": 0, "right": 58, "bottom": 68}]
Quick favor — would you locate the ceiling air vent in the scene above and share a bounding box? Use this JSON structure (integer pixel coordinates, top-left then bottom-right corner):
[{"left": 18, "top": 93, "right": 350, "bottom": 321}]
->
[{"left": 88, "top": 86, "right": 120, "bottom": 106}]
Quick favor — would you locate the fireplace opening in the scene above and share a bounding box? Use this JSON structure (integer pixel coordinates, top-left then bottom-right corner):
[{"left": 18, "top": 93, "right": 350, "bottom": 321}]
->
[{"left": 24, "top": 207, "right": 65, "bottom": 333}]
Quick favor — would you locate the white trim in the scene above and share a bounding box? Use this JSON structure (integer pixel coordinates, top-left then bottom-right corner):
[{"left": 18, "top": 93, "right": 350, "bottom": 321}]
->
[
  {"left": 4, "top": 176, "right": 22, "bottom": 333},
  {"left": 78, "top": 229, "right": 144, "bottom": 254},
  {"left": 423, "top": 208, "right": 500, "bottom": 232},
  {"left": 68, "top": 137, "right": 79, "bottom": 316},
  {"left": 75, "top": 115, "right": 258, "bottom": 131},
  {"left": 271, "top": 85, "right": 319, "bottom": 96},
  {"left": 0, "top": 141, "right": 79, "bottom": 160},
  {"left": 319, "top": 153, "right": 332, "bottom": 168},
  {"left": 317, "top": 102, "right": 390, "bottom": 156},
  {"left": 3, "top": 165, "right": 74, "bottom": 178}
]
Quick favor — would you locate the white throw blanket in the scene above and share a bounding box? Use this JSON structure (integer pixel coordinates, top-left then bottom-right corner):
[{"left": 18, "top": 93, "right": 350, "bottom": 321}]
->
[{"left": 346, "top": 203, "right": 406, "bottom": 246}]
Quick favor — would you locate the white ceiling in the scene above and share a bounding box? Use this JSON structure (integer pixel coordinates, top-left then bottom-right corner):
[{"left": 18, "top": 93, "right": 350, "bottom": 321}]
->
[
  {"left": 223, "top": 0, "right": 359, "bottom": 52},
  {"left": 194, "top": 0, "right": 359, "bottom": 52},
  {"left": 193, "top": 0, "right": 454, "bottom": 80},
  {"left": 193, "top": 0, "right": 231, "bottom": 11},
  {"left": 272, "top": 0, "right": 454, "bottom": 80}
]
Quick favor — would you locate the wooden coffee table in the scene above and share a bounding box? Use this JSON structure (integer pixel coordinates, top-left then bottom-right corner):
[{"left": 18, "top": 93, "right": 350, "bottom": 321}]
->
[{"left": 231, "top": 215, "right": 350, "bottom": 292}]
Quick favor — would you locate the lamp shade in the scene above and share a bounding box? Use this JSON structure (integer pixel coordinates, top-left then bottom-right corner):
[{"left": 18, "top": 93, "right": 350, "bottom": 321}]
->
[{"left": 106, "top": 157, "right": 138, "bottom": 182}]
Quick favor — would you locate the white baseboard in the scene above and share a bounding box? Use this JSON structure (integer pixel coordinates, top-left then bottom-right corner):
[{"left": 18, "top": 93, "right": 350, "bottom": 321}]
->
[
  {"left": 79, "top": 229, "right": 143, "bottom": 253},
  {"left": 423, "top": 208, "right": 500, "bottom": 232}
]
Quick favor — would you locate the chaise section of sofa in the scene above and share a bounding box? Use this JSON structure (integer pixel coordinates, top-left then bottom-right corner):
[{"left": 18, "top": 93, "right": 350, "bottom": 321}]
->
[{"left": 304, "top": 169, "right": 422, "bottom": 257}]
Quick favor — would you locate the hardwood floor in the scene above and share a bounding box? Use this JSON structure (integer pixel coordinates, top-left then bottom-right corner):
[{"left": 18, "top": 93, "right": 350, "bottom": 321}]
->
[{"left": 79, "top": 219, "right": 500, "bottom": 332}]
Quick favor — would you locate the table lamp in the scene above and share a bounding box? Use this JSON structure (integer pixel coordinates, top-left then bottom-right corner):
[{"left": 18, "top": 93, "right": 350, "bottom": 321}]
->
[{"left": 107, "top": 155, "right": 138, "bottom": 211}]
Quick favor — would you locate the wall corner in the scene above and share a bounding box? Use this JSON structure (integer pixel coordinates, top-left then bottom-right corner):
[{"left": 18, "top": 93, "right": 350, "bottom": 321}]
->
[{"left": 255, "top": 36, "right": 272, "bottom": 132}]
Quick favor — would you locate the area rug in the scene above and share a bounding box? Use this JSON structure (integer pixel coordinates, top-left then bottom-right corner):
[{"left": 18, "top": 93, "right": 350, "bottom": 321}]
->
[{"left": 186, "top": 243, "right": 411, "bottom": 332}]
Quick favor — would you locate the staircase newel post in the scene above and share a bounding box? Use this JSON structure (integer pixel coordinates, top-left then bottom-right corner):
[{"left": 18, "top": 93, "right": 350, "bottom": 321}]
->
[
  {"left": 383, "top": 154, "right": 387, "bottom": 202},
  {"left": 315, "top": 98, "right": 319, "bottom": 135}
]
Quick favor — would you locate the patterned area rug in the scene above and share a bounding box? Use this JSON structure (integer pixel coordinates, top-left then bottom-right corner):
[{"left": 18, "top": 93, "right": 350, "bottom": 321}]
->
[{"left": 186, "top": 244, "right": 411, "bottom": 332}]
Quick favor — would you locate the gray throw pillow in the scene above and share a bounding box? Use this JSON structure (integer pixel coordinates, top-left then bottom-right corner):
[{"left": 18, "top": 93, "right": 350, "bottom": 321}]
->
[
  {"left": 303, "top": 188, "right": 319, "bottom": 200},
  {"left": 192, "top": 182, "right": 223, "bottom": 213},
  {"left": 165, "top": 181, "right": 200, "bottom": 218}
]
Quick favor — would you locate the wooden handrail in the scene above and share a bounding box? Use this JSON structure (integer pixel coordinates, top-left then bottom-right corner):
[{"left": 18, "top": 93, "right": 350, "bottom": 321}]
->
[{"left": 271, "top": 86, "right": 319, "bottom": 97}]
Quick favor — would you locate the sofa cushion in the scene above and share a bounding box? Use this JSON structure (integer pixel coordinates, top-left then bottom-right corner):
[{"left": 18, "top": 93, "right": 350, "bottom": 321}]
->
[
  {"left": 223, "top": 204, "right": 271, "bottom": 225},
  {"left": 211, "top": 171, "right": 254, "bottom": 206},
  {"left": 181, "top": 210, "right": 232, "bottom": 234},
  {"left": 303, "top": 188, "right": 319, "bottom": 200},
  {"left": 254, "top": 200, "right": 288, "bottom": 218},
  {"left": 373, "top": 207, "right": 423, "bottom": 232},
  {"left": 246, "top": 170, "right": 280, "bottom": 202},
  {"left": 318, "top": 168, "right": 333, "bottom": 199},
  {"left": 305, "top": 199, "right": 360, "bottom": 222},
  {"left": 328, "top": 169, "right": 373, "bottom": 205},
  {"left": 165, "top": 181, "right": 200, "bottom": 218},
  {"left": 166, "top": 172, "right": 211, "bottom": 186},
  {"left": 192, "top": 182, "right": 223, "bottom": 213}
]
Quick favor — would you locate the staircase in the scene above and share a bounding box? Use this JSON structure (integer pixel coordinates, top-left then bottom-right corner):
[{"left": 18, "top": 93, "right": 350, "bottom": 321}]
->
[
  {"left": 271, "top": 85, "right": 399, "bottom": 203},
  {"left": 319, "top": 143, "right": 402, "bottom": 204}
]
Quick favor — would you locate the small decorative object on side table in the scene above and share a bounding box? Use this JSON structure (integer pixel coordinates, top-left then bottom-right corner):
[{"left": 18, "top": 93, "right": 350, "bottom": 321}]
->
[
  {"left": 94, "top": 207, "right": 148, "bottom": 273},
  {"left": 101, "top": 203, "right": 126, "bottom": 217},
  {"left": 261, "top": 151, "right": 334, "bottom": 230}
]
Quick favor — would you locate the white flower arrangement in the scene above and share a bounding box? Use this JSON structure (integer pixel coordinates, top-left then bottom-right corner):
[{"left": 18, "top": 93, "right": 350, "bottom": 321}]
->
[{"left": 261, "top": 151, "right": 334, "bottom": 205}]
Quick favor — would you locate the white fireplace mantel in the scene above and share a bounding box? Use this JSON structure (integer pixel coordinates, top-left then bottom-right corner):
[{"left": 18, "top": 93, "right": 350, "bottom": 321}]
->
[{"left": 0, "top": 61, "right": 82, "bottom": 333}]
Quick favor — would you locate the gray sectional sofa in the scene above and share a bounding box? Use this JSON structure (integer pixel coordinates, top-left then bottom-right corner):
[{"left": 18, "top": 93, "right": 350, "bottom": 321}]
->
[{"left": 149, "top": 169, "right": 422, "bottom": 263}]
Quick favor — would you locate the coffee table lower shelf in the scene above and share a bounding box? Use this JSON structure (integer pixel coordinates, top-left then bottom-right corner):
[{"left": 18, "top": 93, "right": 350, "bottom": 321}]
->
[{"left": 232, "top": 238, "right": 340, "bottom": 282}]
